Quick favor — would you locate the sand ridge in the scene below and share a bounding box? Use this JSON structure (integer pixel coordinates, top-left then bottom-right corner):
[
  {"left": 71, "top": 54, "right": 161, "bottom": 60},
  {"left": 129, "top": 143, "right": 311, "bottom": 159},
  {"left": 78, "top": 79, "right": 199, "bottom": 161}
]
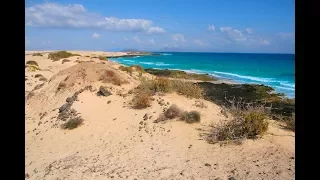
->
[{"left": 25, "top": 51, "right": 295, "bottom": 180}]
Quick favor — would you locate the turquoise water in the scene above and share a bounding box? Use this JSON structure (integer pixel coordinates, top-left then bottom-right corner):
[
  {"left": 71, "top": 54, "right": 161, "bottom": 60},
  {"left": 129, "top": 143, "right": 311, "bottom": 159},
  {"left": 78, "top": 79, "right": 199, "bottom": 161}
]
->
[{"left": 110, "top": 52, "right": 295, "bottom": 98}]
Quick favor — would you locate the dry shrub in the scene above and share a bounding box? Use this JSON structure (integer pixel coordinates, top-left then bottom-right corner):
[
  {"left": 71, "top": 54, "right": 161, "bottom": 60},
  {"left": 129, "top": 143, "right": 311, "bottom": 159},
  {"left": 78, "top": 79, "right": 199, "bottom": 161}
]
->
[
  {"left": 26, "top": 61, "right": 38, "bottom": 66},
  {"left": 284, "top": 113, "right": 295, "bottom": 132},
  {"left": 171, "top": 80, "right": 203, "bottom": 99},
  {"left": 154, "top": 114, "right": 167, "bottom": 123},
  {"left": 62, "top": 59, "right": 71, "bottom": 64},
  {"left": 119, "top": 66, "right": 133, "bottom": 74},
  {"left": 119, "top": 65, "right": 145, "bottom": 74},
  {"left": 132, "top": 90, "right": 152, "bottom": 109},
  {"left": 98, "top": 56, "right": 106, "bottom": 60},
  {"left": 99, "top": 70, "right": 128, "bottom": 86},
  {"left": 149, "top": 77, "right": 172, "bottom": 93},
  {"left": 35, "top": 74, "right": 44, "bottom": 78},
  {"left": 164, "top": 104, "right": 182, "bottom": 119},
  {"left": 32, "top": 53, "right": 43, "bottom": 56},
  {"left": 181, "top": 111, "right": 201, "bottom": 123},
  {"left": 61, "top": 117, "right": 84, "bottom": 130},
  {"left": 39, "top": 77, "right": 48, "bottom": 82},
  {"left": 207, "top": 98, "right": 269, "bottom": 144}
]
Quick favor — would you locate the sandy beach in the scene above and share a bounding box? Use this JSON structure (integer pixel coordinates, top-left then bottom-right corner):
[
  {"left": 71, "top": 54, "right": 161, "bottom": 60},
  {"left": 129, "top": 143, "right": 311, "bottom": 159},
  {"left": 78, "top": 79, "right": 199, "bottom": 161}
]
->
[{"left": 25, "top": 51, "right": 295, "bottom": 180}]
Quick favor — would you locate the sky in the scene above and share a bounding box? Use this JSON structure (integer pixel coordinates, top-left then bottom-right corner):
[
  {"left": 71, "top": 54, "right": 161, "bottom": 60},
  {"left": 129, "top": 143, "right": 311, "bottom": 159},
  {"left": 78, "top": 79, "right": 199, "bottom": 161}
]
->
[{"left": 25, "top": 0, "right": 295, "bottom": 53}]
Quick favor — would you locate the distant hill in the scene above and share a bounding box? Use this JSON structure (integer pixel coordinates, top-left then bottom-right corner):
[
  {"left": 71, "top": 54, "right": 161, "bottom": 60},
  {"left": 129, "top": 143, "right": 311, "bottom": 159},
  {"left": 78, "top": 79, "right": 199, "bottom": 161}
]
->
[{"left": 121, "top": 49, "right": 140, "bottom": 52}]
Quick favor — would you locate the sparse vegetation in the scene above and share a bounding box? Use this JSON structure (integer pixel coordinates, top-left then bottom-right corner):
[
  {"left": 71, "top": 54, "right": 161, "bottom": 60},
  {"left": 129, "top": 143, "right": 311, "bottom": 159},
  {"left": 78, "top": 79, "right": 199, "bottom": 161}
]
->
[
  {"left": 284, "top": 113, "right": 295, "bottom": 132},
  {"left": 119, "top": 65, "right": 145, "bottom": 74},
  {"left": 26, "top": 65, "right": 40, "bottom": 72},
  {"left": 207, "top": 100, "right": 270, "bottom": 144},
  {"left": 48, "top": 51, "right": 81, "bottom": 61},
  {"left": 61, "top": 117, "right": 84, "bottom": 130},
  {"left": 32, "top": 53, "right": 43, "bottom": 56},
  {"left": 35, "top": 74, "right": 44, "bottom": 78},
  {"left": 164, "top": 104, "right": 182, "bottom": 119},
  {"left": 132, "top": 89, "right": 152, "bottom": 109},
  {"left": 145, "top": 68, "right": 217, "bottom": 81},
  {"left": 98, "top": 56, "right": 106, "bottom": 60},
  {"left": 26, "top": 60, "right": 39, "bottom": 66},
  {"left": 39, "top": 77, "right": 48, "bottom": 82},
  {"left": 171, "top": 80, "right": 203, "bottom": 98},
  {"left": 62, "top": 59, "right": 71, "bottom": 64},
  {"left": 99, "top": 70, "right": 128, "bottom": 86},
  {"left": 181, "top": 111, "right": 201, "bottom": 123}
]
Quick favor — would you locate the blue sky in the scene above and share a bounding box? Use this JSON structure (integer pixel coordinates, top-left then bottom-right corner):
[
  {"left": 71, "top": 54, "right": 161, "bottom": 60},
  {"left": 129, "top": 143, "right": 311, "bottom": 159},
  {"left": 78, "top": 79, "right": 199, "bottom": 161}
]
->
[{"left": 25, "top": 0, "right": 295, "bottom": 53}]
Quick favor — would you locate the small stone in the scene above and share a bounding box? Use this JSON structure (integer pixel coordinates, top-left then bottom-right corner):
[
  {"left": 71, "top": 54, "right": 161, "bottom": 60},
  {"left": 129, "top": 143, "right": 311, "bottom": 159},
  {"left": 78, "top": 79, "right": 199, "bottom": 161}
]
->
[
  {"left": 66, "top": 97, "right": 73, "bottom": 103},
  {"left": 59, "top": 103, "right": 70, "bottom": 113},
  {"left": 204, "top": 163, "right": 211, "bottom": 167},
  {"left": 107, "top": 100, "right": 111, "bottom": 104},
  {"left": 140, "top": 140, "right": 143, "bottom": 142},
  {"left": 97, "top": 86, "right": 112, "bottom": 96},
  {"left": 290, "top": 157, "right": 294, "bottom": 159},
  {"left": 113, "top": 118, "right": 117, "bottom": 121},
  {"left": 139, "top": 121, "right": 143, "bottom": 125}
]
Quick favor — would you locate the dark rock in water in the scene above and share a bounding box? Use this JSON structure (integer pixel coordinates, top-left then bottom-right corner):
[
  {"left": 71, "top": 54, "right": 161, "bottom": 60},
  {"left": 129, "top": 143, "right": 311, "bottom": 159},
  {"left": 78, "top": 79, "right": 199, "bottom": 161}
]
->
[
  {"left": 97, "top": 86, "right": 112, "bottom": 96},
  {"left": 59, "top": 103, "right": 70, "bottom": 113}
]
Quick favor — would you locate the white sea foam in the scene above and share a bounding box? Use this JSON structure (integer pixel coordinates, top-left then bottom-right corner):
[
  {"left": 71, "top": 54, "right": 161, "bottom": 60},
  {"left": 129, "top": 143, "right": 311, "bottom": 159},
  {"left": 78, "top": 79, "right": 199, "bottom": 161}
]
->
[
  {"left": 212, "top": 71, "right": 276, "bottom": 82},
  {"left": 139, "top": 62, "right": 155, "bottom": 65},
  {"left": 274, "top": 86, "right": 295, "bottom": 91},
  {"left": 280, "top": 82, "right": 295, "bottom": 88},
  {"left": 162, "top": 53, "right": 172, "bottom": 56},
  {"left": 123, "top": 60, "right": 135, "bottom": 62}
]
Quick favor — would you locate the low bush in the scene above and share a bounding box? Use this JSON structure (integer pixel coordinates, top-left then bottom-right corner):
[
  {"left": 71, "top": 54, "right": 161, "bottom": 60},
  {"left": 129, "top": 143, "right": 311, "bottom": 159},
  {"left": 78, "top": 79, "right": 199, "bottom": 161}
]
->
[
  {"left": 61, "top": 117, "right": 84, "bottom": 130},
  {"left": 48, "top": 51, "right": 81, "bottom": 61},
  {"left": 164, "top": 104, "right": 182, "bottom": 119},
  {"left": 26, "top": 61, "right": 38, "bottom": 66},
  {"left": 181, "top": 111, "right": 201, "bottom": 123},
  {"left": 32, "top": 53, "right": 43, "bottom": 56}
]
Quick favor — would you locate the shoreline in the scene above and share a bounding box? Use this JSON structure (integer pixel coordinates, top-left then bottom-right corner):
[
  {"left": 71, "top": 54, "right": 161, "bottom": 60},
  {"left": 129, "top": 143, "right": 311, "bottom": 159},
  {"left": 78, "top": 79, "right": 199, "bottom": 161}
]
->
[{"left": 109, "top": 56, "right": 294, "bottom": 99}]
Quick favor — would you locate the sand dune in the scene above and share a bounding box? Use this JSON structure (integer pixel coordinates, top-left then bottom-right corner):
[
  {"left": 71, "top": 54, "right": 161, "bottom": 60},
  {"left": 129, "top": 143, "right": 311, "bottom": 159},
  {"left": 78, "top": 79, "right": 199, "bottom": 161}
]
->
[{"left": 25, "top": 51, "right": 294, "bottom": 180}]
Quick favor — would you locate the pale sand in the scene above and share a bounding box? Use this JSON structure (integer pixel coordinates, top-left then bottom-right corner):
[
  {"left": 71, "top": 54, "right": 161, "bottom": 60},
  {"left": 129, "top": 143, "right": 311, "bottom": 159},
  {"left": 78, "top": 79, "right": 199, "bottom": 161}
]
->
[{"left": 25, "top": 51, "right": 295, "bottom": 180}]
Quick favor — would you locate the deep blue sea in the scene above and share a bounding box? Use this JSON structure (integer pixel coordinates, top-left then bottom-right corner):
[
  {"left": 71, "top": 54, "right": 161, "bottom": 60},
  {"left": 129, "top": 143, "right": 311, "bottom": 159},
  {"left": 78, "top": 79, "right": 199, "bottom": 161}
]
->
[{"left": 109, "top": 52, "right": 295, "bottom": 98}]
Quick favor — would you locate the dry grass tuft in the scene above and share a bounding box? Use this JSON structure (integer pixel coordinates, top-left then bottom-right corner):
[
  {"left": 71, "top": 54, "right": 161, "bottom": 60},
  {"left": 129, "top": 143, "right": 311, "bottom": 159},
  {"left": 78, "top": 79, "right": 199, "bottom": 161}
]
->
[{"left": 99, "top": 56, "right": 107, "bottom": 60}]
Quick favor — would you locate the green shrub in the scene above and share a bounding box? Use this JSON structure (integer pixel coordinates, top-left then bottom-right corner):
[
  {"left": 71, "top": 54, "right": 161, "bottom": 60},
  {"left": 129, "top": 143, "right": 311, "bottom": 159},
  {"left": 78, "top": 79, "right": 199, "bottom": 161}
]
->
[
  {"left": 181, "top": 111, "right": 201, "bottom": 123},
  {"left": 48, "top": 51, "right": 80, "bottom": 61},
  {"left": 26, "top": 61, "right": 38, "bottom": 66}
]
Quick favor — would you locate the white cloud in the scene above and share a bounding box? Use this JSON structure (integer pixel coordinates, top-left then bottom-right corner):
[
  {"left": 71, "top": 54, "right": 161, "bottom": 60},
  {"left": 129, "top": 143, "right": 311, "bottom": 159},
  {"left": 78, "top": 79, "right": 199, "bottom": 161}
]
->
[
  {"left": 220, "top": 27, "right": 246, "bottom": 41},
  {"left": 172, "top": 34, "right": 185, "bottom": 42},
  {"left": 194, "top": 39, "right": 207, "bottom": 46},
  {"left": 147, "top": 27, "right": 165, "bottom": 34},
  {"left": 92, "top": 33, "right": 100, "bottom": 39},
  {"left": 124, "top": 36, "right": 128, "bottom": 40},
  {"left": 220, "top": 27, "right": 232, "bottom": 32},
  {"left": 207, "top": 25, "right": 215, "bottom": 31},
  {"left": 132, "top": 36, "right": 141, "bottom": 43},
  {"left": 149, "top": 39, "right": 155, "bottom": 45},
  {"left": 245, "top": 28, "right": 253, "bottom": 34},
  {"left": 261, "top": 40, "right": 270, "bottom": 45},
  {"left": 25, "top": 2, "right": 164, "bottom": 33}
]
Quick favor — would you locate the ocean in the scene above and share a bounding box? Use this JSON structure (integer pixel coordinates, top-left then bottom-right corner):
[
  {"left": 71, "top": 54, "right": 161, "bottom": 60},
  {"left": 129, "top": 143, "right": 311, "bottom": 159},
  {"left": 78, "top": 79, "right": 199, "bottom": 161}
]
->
[{"left": 109, "top": 52, "right": 295, "bottom": 98}]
